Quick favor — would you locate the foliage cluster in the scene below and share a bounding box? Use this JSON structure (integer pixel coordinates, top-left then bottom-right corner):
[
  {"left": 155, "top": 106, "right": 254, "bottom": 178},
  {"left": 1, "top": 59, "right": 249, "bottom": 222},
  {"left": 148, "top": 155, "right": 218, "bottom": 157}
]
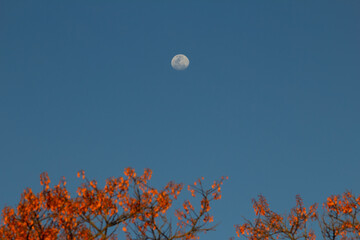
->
[
  {"left": 0, "top": 168, "right": 359, "bottom": 240},
  {"left": 0, "top": 168, "right": 226, "bottom": 240},
  {"left": 235, "top": 191, "right": 360, "bottom": 240}
]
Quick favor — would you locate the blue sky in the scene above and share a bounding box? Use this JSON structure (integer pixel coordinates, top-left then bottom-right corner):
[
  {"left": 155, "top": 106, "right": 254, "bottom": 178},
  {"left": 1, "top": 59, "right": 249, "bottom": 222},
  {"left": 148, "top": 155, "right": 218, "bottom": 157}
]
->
[{"left": 1, "top": 1, "right": 359, "bottom": 239}]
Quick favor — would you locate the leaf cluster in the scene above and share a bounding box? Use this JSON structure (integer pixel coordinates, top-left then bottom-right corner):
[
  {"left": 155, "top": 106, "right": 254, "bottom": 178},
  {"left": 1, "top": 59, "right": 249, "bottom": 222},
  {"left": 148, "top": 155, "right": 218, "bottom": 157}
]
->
[
  {"left": 0, "top": 168, "right": 226, "bottom": 240},
  {"left": 235, "top": 192, "right": 360, "bottom": 240}
]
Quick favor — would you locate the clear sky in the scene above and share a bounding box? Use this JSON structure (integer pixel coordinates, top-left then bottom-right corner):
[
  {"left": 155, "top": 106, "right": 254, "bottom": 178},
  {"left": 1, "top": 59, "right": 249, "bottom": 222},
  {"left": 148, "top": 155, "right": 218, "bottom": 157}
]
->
[{"left": 1, "top": 1, "right": 359, "bottom": 239}]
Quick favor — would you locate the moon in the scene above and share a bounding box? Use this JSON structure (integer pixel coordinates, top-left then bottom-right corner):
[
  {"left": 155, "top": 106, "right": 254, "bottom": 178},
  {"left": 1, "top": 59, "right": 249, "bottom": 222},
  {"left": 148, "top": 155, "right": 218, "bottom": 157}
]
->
[{"left": 171, "top": 54, "right": 190, "bottom": 70}]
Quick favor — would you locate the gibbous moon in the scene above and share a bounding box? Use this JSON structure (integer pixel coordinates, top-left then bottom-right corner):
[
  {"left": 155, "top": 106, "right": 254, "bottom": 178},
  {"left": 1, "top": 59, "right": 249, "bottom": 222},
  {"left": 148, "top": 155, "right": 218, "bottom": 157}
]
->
[{"left": 171, "top": 54, "right": 190, "bottom": 70}]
